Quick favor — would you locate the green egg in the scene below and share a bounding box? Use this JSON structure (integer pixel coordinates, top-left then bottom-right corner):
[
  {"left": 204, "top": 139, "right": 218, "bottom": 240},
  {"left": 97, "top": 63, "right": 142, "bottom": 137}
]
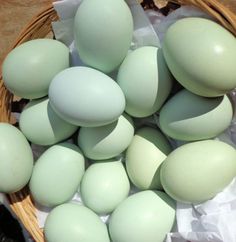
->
[
  {"left": 0, "top": 123, "right": 33, "bottom": 193},
  {"left": 161, "top": 140, "right": 236, "bottom": 203},
  {"left": 109, "top": 190, "right": 176, "bottom": 242},
  {"left": 126, "top": 127, "right": 172, "bottom": 190},
  {"left": 163, "top": 17, "right": 236, "bottom": 97},
  {"left": 117, "top": 46, "right": 173, "bottom": 117},
  {"left": 81, "top": 160, "right": 130, "bottom": 214},
  {"left": 78, "top": 114, "right": 134, "bottom": 160},
  {"left": 49, "top": 67, "right": 125, "bottom": 127},
  {"left": 159, "top": 89, "right": 233, "bottom": 141},
  {"left": 45, "top": 203, "right": 110, "bottom": 242},
  {"left": 19, "top": 98, "right": 77, "bottom": 146},
  {"left": 30, "top": 143, "right": 85, "bottom": 207},
  {"left": 74, "top": 0, "right": 133, "bottom": 73},
  {"left": 2, "top": 39, "right": 69, "bottom": 99}
]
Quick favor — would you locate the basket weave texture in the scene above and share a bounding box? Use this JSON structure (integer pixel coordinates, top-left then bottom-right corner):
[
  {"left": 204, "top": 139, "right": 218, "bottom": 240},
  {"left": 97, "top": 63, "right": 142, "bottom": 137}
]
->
[{"left": 0, "top": 1, "right": 236, "bottom": 241}]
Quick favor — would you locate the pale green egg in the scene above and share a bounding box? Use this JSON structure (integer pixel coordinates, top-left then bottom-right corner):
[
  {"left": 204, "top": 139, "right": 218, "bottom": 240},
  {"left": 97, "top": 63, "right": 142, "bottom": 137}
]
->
[
  {"left": 117, "top": 46, "right": 173, "bottom": 117},
  {"left": 74, "top": 0, "right": 133, "bottom": 73},
  {"left": 78, "top": 114, "right": 134, "bottom": 160},
  {"left": 49, "top": 67, "right": 125, "bottom": 127},
  {"left": 109, "top": 190, "right": 176, "bottom": 242},
  {"left": 159, "top": 89, "right": 233, "bottom": 141},
  {"left": 19, "top": 98, "right": 77, "bottom": 146},
  {"left": 161, "top": 140, "right": 236, "bottom": 203},
  {"left": 2, "top": 39, "right": 69, "bottom": 99},
  {"left": 163, "top": 17, "right": 236, "bottom": 97},
  {"left": 0, "top": 123, "right": 33, "bottom": 193},
  {"left": 81, "top": 160, "right": 130, "bottom": 214},
  {"left": 126, "top": 127, "right": 172, "bottom": 190},
  {"left": 45, "top": 203, "right": 110, "bottom": 242},
  {"left": 30, "top": 143, "right": 85, "bottom": 207}
]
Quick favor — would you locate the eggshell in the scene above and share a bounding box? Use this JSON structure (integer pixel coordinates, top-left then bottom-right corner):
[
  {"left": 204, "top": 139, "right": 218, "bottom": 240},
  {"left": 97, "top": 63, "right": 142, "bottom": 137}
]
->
[
  {"left": 74, "top": 0, "right": 133, "bottom": 73},
  {"left": 19, "top": 98, "right": 77, "bottom": 146},
  {"left": 117, "top": 46, "right": 173, "bottom": 117},
  {"left": 163, "top": 17, "right": 236, "bottom": 97},
  {"left": 2, "top": 39, "right": 69, "bottom": 99},
  {"left": 81, "top": 160, "right": 130, "bottom": 214},
  {"left": 159, "top": 89, "right": 233, "bottom": 141},
  {"left": 109, "top": 190, "right": 176, "bottom": 242},
  {"left": 0, "top": 123, "right": 33, "bottom": 193},
  {"left": 49, "top": 67, "right": 125, "bottom": 127},
  {"left": 30, "top": 143, "right": 85, "bottom": 207},
  {"left": 45, "top": 203, "right": 110, "bottom": 242},
  {"left": 78, "top": 114, "right": 134, "bottom": 160},
  {"left": 126, "top": 127, "right": 172, "bottom": 190},
  {"left": 161, "top": 140, "right": 236, "bottom": 203}
]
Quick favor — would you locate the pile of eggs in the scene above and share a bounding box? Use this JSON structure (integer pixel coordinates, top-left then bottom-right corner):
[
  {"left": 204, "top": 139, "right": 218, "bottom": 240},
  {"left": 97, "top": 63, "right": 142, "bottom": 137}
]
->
[{"left": 1, "top": 0, "right": 236, "bottom": 241}]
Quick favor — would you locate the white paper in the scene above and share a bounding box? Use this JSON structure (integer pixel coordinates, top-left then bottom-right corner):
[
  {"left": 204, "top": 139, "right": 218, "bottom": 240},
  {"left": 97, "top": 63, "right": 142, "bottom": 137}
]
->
[
  {"left": 152, "top": 5, "right": 216, "bottom": 44},
  {"left": 53, "top": 0, "right": 82, "bottom": 20},
  {"left": 0, "top": 193, "right": 8, "bottom": 206},
  {"left": 126, "top": 0, "right": 161, "bottom": 49},
  {"left": 166, "top": 179, "right": 236, "bottom": 242}
]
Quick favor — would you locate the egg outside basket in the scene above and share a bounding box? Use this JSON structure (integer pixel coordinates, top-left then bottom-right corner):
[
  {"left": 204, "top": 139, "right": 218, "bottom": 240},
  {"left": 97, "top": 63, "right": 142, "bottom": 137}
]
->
[{"left": 0, "top": 1, "right": 236, "bottom": 241}]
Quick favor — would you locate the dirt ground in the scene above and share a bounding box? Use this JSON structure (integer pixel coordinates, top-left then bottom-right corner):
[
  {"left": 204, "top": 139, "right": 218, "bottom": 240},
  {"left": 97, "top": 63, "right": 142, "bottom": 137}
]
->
[{"left": 0, "top": 0, "right": 52, "bottom": 64}]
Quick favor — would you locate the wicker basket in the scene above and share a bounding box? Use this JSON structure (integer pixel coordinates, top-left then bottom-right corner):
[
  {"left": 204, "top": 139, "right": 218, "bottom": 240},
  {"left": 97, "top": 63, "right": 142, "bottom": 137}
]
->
[{"left": 0, "top": 1, "right": 236, "bottom": 241}]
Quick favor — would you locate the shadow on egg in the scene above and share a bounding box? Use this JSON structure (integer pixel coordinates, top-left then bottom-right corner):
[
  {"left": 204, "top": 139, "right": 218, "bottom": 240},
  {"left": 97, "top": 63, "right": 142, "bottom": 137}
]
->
[
  {"left": 150, "top": 164, "right": 163, "bottom": 190},
  {"left": 152, "top": 48, "right": 174, "bottom": 112},
  {"left": 82, "top": 120, "right": 118, "bottom": 148},
  {"left": 47, "top": 102, "right": 60, "bottom": 136},
  {"left": 136, "top": 129, "right": 171, "bottom": 155},
  {"left": 152, "top": 190, "right": 176, "bottom": 210},
  {"left": 163, "top": 94, "right": 224, "bottom": 122}
]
